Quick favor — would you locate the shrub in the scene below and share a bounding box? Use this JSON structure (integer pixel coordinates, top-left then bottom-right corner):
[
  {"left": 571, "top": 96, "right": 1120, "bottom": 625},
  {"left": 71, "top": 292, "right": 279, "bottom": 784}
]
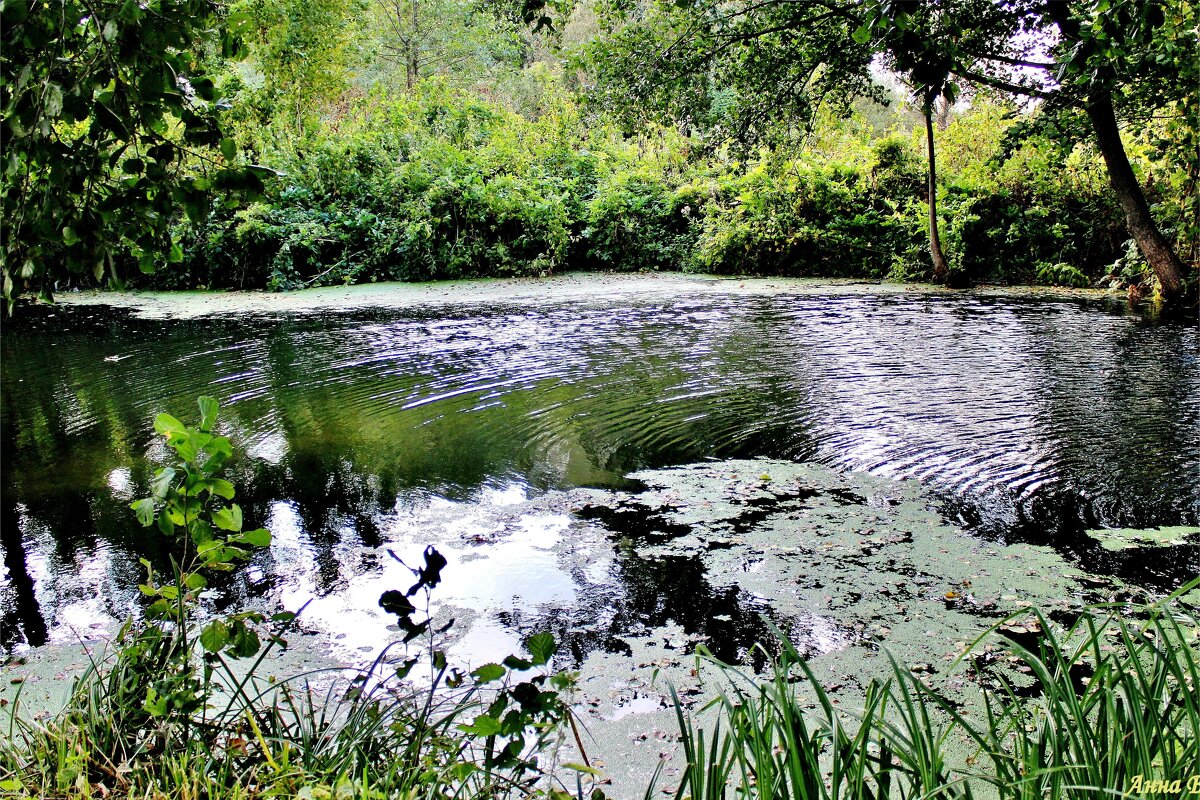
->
[
  {"left": 139, "top": 91, "right": 1171, "bottom": 293},
  {"left": 583, "top": 170, "right": 697, "bottom": 271}
]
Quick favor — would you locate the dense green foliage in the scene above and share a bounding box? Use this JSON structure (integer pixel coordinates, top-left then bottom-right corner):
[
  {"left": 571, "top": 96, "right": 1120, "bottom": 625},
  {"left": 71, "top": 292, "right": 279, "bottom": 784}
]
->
[
  {"left": 2, "top": 0, "right": 1195, "bottom": 301},
  {"left": 0, "top": 0, "right": 268, "bottom": 311},
  {"left": 150, "top": 86, "right": 1148, "bottom": 290},
  {"left": 584, "top": 0, "right": 1197, "bottom": 299}
]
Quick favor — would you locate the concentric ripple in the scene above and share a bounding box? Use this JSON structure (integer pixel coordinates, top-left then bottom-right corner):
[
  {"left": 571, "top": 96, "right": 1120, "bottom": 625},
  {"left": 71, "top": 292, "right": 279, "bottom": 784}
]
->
[{"left": 2, "top": 291, "right": 1198, "bottom": 648}]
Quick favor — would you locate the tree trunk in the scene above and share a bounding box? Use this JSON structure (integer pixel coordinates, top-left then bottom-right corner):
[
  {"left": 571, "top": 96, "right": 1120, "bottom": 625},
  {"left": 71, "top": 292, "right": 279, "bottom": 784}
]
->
[
  {"left": 935, "top": 94, "right": 952, "bottom": 131},
  {"left": 1044, "top": 1, "right": 1188, "bottom": 305},
  {"left": 406, "top": 50, "right": 418, "bottom": 89},
  {"left": 925, "top": 103, "right": 951, "bottom": 283},
  {"left": 1085, "top": 89, "right": 1188, "bottom": 303}
]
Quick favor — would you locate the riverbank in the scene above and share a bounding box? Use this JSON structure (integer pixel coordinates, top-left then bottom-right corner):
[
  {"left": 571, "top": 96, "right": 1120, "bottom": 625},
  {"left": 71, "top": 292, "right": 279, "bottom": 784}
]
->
[
  {"left": 48, "top": 272, "right": 1127, "bottom": 320},
  {"left": 6, "top": 458, "right": 1196, "bottom": 796}
]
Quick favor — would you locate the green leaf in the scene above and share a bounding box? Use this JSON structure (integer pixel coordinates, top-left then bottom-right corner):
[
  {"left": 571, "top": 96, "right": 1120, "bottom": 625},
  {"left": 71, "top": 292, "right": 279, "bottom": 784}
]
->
[
  {"left": 229, "top": 625, "right": 261, "bottom": 658},
  {"left": 131, "top": 498, "right": 156, "bottom": 527},
  {"left": 143, "top": 688, "right": 169, "bottom": 717},
  {"left": 448, "top": 763, "right": 480, "bottom": 780},
  {"left": 1, "top": 0, "right": 30, "bottom": 25},
  {"left": 173, "top": 437, "right": 200, "bottom": 463},
  {"left": 563, "top": 763, "right": 604, "bottom": 776},
  {"left": 220, "top": 138, "right": 237, "bottom": 160},
  {"left": 459, "top": 714, "right": 502, "bottom": 737},
  {"left": 151, "top": 466, "right": 177, "bottom": 499},
  {"left": 44, "top": 81, "right": 62, "bottom": 118},
  {"left": 147, "top": 599, "right": 173, "bottom": 618},
  {"left": 471, "top": 663, "right": 506, "bottom": 684},
  {"left": 200, "top": 619, "right": 229, "bottom": 653},
  {"left": 193, "top": 76, "right": 216, "bottom": 101},
  {"left": 184, "top": 572, "right": 207, "bottom": 590},
  {"left": 201, "top": 436, "right": 233, "bottom": 467},
  {"left": 183, "top": 192, "right": 207, "bottom": 224},
  {"left": 212, "top": 504, "right": 243, "bottom": 532},
  {"left": 528, "top": 632, "right": 556, "bottom": 666},
  {"left": 235, "top": 528, "right": 271, "bottom": 547},
  {"left": 197, "top": 396, "right": 219, "bottom": 431},
  {"left": 154, "top": 413, "right": 187, "bottom": 438},
  {"left": 207, "top": 478, "right": 235, "bottom": 499},
  {"left": 851, "top": 22, "right": 873, "bottom": 43}
]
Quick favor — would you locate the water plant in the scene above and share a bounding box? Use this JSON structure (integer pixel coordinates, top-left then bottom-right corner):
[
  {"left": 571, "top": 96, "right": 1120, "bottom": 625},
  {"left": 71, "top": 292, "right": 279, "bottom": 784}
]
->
[{"left": 660, "top": 589, "right": 1200, "bottom": 799}]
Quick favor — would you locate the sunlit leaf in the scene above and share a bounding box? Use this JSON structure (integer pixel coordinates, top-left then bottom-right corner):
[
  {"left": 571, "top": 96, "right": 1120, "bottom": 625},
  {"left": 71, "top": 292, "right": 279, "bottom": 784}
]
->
[
  {"left": 211, "top": 504, "right": 243, "bottom": 532},
  {"left": 472, "top": 663, "right": 506, "bottom": 684},
  {"left": 528, "top": 632, "right": 556, "bottom": 666},
  {"left": 200, "top": 619, "right": 228, "bottom": 652},
  {"left": 458, "top": 714, "right": 502, "bottom": 736},
  {"left": 131, "top": 498, "right": 156, "bottom": 527},
  {"left": 197, "top": 396, "right": 219, "bottom": 431},
  {"left": 151, "top": 467, "right": 177, "bottom": 499},
  {"left": 235, "top": 528, "right": 271, "bottom": 547},
  {"left": 154, "top": 413, "right": 186, "bottom": 438}
]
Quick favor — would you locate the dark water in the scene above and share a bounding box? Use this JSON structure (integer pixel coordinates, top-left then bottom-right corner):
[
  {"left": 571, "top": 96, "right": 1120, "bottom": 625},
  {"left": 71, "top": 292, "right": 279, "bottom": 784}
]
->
[{"left": 3, "top": 290, "right": 1199, "bottom": 652}]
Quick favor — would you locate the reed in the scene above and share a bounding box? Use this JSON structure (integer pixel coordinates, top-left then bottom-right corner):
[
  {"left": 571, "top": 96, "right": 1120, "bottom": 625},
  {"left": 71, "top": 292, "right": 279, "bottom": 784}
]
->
[{"left": 661, "top": 585, "right": 1199, "bottom": 800}]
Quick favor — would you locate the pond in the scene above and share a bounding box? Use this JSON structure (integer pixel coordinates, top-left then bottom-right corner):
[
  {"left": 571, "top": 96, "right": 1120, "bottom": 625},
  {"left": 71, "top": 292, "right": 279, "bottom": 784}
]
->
[{"left": 3, "top": 277, "right": 1199, "bottom": 655}]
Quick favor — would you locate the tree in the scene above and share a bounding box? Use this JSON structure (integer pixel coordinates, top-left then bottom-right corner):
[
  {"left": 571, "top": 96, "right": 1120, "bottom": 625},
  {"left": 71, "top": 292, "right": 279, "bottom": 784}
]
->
[
  {"left": 234, "top": 0, "right": 359, "bottom": 131},
  {"left": 369, "top": 0, "right": 527, "bottom": 90},
  {"left": 584, "top": 0, "right": 878, "bottom": 143},
  {"left": 1043, "top": 0, "right": 1192, "bottom": 302},
  {"left": 582, "top": 0, "right": 963, "bottom": 281},
  {"left": 856, "top": 0, "right": 1194, "bottom": 303},
  {"left": 864, "top": 3, "right": 973, "bottom": 284},
  {"left": 0, "top": 0, "right": 265, "bottom": 312},
  {"left": 586, "top": 0, "right": 1195, "bottom": 301}
]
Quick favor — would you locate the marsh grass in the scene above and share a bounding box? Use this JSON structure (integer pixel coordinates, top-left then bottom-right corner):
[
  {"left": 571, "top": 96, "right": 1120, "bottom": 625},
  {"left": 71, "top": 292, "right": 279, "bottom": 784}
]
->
[
  {"left": 661, "top": 586, "right": 1199, "bottom": 800},
  {"left": 0, "top": 624, "right": 572, "bottom": 799},
  {"left": 4, "top": 589, "right": 1197, "bottom": 799}
]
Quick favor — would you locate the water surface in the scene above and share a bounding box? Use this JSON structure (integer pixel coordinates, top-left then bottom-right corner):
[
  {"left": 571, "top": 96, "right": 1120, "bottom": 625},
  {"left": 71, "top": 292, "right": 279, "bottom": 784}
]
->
[{"left": 3, "top": 285, "right": 1198, "bottom": 651}]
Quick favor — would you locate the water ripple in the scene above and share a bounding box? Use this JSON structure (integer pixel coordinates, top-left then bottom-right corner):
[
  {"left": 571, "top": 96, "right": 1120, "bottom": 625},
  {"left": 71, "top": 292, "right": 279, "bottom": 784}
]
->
[{"left": 3, "top": 291, "right": 1199, "bottom": 646}]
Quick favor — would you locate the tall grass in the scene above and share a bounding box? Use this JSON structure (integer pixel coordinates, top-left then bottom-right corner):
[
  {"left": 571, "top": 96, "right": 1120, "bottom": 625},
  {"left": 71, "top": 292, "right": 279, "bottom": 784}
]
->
[
  {"left": 0, "top": 629, "right": 582, "bottom": 799},
  {"left": 662, "top": 587, "right": 1200, "bottom": 800}
]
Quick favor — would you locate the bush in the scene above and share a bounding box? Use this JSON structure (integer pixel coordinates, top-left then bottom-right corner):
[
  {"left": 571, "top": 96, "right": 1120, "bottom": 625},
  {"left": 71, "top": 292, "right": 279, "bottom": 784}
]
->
[
  {"left": 157, "top": 87, "right": 588, "bottom": 289},
  {"left": 583, "top": 170, "right": 697, "bottom": 271},
  {"left": 691, "top": 157, "right": 923, "bottom": 279},
  {"left": 137, "top": 92, "right": 1172, "bottom": 293}
]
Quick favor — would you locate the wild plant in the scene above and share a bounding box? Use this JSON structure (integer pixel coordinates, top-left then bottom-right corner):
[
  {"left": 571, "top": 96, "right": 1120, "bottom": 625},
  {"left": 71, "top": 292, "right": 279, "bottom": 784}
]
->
[
  {"left": 661, "top": 587, "right": 1199, "bottom": 800},
  {"left": 0, "top": 398, "right": 581, "bottom": 799}
]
